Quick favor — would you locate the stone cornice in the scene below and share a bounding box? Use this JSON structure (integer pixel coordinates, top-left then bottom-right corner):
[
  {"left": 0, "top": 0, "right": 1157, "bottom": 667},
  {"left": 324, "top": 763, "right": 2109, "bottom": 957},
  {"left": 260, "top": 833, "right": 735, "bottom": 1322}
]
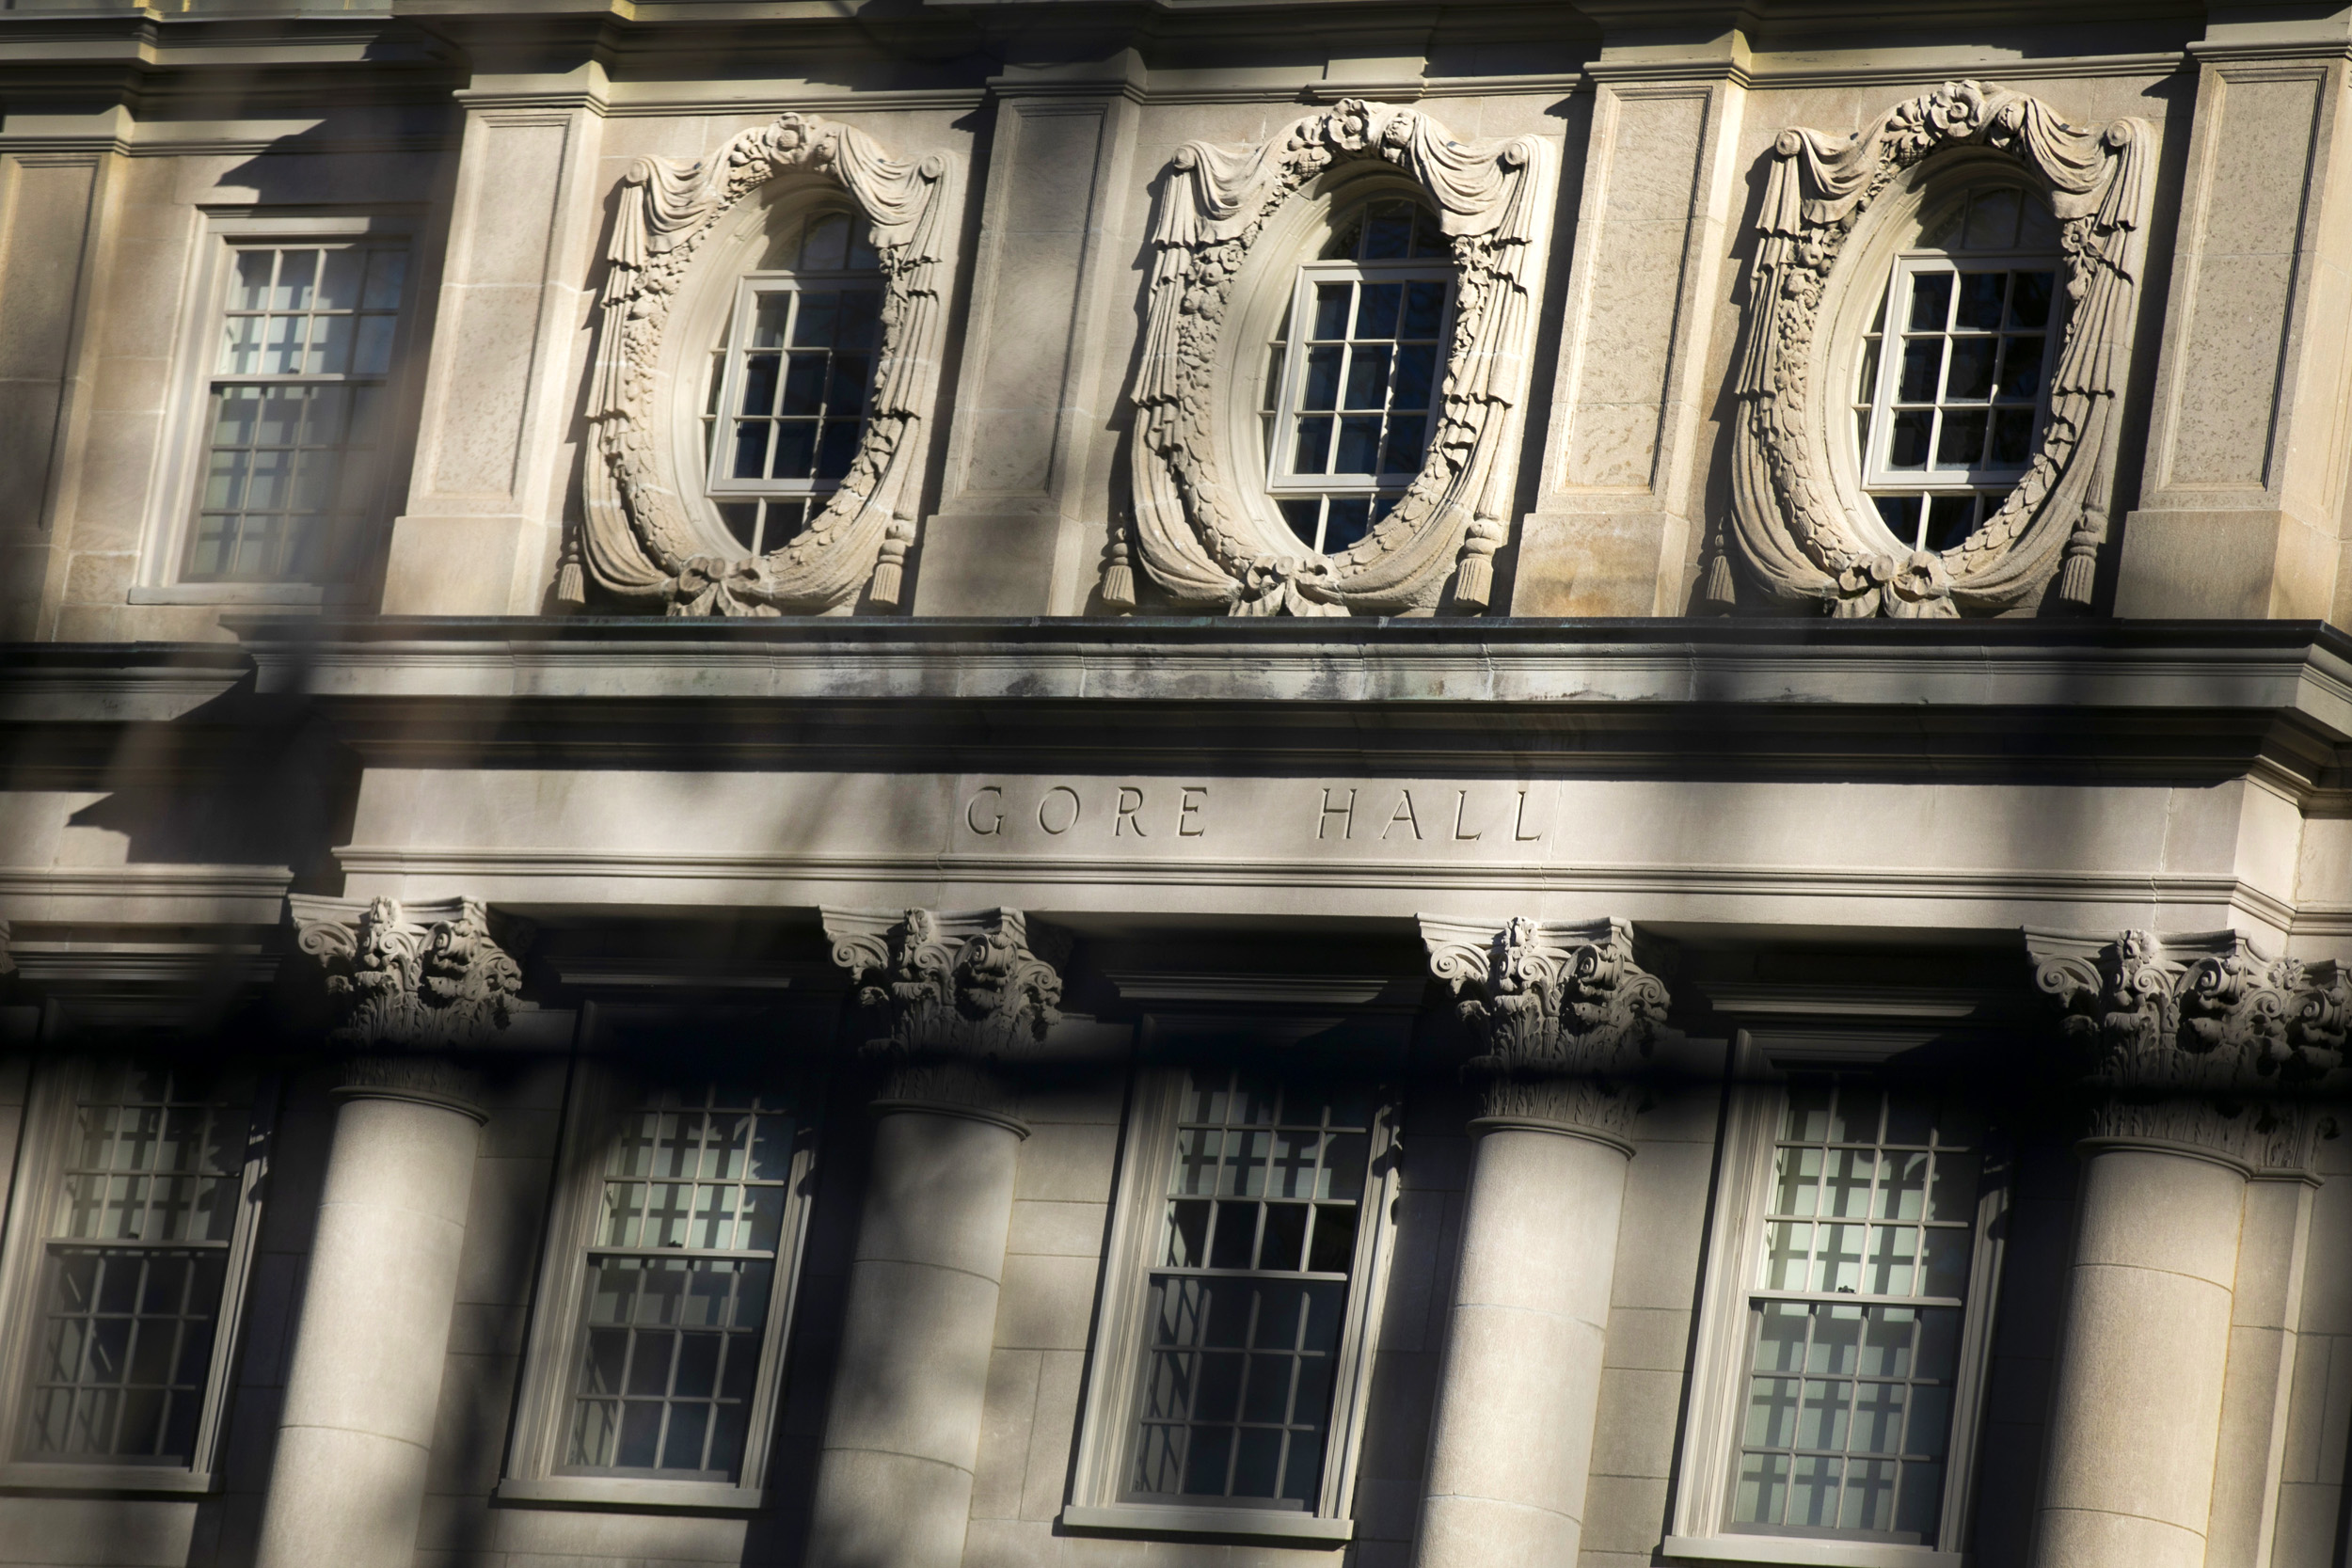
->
[
  {"left": 1422, "top": 914, "right": 1671, "bottom": 1139},
  {"left": 823, "top": 907, "right": 1073, "bottom": 1117}
]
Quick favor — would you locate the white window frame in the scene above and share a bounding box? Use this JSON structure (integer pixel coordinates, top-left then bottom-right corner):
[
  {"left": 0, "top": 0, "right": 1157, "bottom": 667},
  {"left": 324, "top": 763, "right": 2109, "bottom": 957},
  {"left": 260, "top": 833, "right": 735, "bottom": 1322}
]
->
[
  {"left": 0, "top": 1057, "right": 274, "bottom": 1496},
  {"left": 1062, "top": 1066, "right": 1402, "bottom": 1546},
  {"left": 1853, "top": 245, "right": 2065, "bottom": 554},
  {"left": 1663, "top": 1036, "right": 2009, "bottom": 1568},
  {"left": 497, "top": 1059, "right": 821, "bottom": 1513},
  {"left": 1260, "top": 257, "right": 1455, "bottom": 549},
  {"left": 133, "top": 209, "right": 421, "bottom": 606}
]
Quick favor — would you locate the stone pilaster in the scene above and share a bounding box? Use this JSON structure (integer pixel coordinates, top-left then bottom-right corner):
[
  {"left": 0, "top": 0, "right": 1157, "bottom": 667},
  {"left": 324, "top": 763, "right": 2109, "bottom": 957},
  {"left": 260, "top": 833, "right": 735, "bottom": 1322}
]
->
[
  {"left": 1410, "top": 915, "right": 1669, "bottom": 1568},
  {"left": 2026, "top": 927, "right": 2346, "bottom": 1568},
  {"left": 256, "top": 896, "right": 524, "bottom": 1568},
  {"left": 807, "top": 907, "right": 1072, "bottom": 1568}
]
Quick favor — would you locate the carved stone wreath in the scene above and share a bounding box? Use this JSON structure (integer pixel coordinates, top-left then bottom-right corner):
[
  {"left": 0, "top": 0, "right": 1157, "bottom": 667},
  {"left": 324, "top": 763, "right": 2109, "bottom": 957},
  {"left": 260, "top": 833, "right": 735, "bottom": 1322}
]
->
[
  {"left": 1714, "top": 81, "right": 2153, "bottom": 618},
  {"left": 565, "top": 115, "right": 958, "bottom": 616},
  {"left": 1120, "top": 99, "right": 1554, "bottom": 617}
]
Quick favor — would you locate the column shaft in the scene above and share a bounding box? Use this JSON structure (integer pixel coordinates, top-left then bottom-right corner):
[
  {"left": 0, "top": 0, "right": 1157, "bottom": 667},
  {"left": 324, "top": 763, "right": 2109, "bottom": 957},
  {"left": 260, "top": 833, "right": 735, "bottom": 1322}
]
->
[
  {"left": 2030, "top": 1145, "right": 2247, "bottom": 1568},
  {"left": 1412, "top": 1121, "right": 1630, "bottom": 1568},
  {"left": 806, "top": 1105, "right": 1023, "bottom": 1568},
  {"left": 254, "top": 1088, "right": 482, "bottom": 1568}
]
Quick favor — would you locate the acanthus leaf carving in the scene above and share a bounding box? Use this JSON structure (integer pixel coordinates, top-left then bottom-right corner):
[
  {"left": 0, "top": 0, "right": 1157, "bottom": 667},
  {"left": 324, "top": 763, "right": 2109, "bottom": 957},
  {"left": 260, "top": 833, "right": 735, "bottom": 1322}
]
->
[
  {"left": 1724, "top": 82, "right": 2153, "bottom": 618},
  {"left": 1420, "top": 915, "right": 1671, "bottom": 1139},
  {"left": 2028, "top": 927, "right": 2347, "bottom": 1168},
  {"left": 822, "top": 907, "right": 1073, "bottom": 1115},
  {"left": 576, "top": 115, "right": 957, "bottom": 617},
  {"left": 290, "top": 895, "right": 527, "bottom": 1051},
  {"left": 1128, "top": 100, "right": 1554, "bottom": 617}
]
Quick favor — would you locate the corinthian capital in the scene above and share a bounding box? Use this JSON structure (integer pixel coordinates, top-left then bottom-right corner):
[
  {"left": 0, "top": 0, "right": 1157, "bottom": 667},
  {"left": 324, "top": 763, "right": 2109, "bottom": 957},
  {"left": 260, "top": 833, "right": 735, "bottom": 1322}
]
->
[
  {"left": 2028, "top": 927, "right": 2347, "bottom": 1168},
  {"left": 291, "top": 895, "right": 527, "bottom": 1050},
  {"left": 1421, "top": 915, "right": 1671, "bottom": 1140},
  {"left": 822, "top": 908, "right": 1072, "bottom": 1115}
]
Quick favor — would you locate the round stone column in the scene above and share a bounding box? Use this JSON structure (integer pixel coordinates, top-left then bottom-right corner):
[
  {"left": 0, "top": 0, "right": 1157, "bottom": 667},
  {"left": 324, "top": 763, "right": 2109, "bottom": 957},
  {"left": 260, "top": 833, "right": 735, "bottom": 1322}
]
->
[
  {"left": 1412, "top": 1114, "right": 1632, "bottom": 1568},
  {"left": 2027, "top": 1137, "right": 2248, "bottom": 1568},
  {"left": 254, "top": 1067, "right": 485, "bottom": 1568},
  {"left": 804, "top": 1101, "right": 1025, "bottom": 1568}
]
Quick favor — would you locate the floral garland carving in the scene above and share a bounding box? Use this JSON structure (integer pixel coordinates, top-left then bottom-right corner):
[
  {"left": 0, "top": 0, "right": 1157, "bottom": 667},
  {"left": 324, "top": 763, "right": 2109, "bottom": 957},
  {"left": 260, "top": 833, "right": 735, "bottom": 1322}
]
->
[
  {"left": 1123, "top": 100, "right": 1553, "bottom": 617},
  {"left": 1717, "top": 82, "right": 2152, "bottom": 618},
  {"left": 568, "top": 115, "right": 957, "bottom": 616}
]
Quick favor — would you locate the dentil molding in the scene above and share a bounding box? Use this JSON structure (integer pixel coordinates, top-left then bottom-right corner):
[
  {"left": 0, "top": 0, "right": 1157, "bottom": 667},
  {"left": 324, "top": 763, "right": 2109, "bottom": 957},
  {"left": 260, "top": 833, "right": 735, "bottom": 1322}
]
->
[
  {"left": 1121, "top": 98, "right": 1554, "bottom": 617},
  {"left": 1421, "top": 914, "right": 1671, "bottom": 1139},
  {"left": 569, "top": 113, "right": 958, "bottom": 616},
  {"left": 1714, "top": 80, "right": 2153, "bottom": 618},
  {"left": 822, "top": 907, "right": 1073, "bottom": 1116},
  {"left": 2029, "top": 927, "right": 2348, "bottom": 1168}
]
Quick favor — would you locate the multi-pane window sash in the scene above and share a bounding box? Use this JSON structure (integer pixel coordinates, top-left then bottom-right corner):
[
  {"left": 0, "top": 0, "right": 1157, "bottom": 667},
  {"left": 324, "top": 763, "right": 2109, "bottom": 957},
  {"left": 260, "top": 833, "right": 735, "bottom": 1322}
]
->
[
  {"left": 1730, "top": 1078, "right": 1983, "bottom": 1545},
  {"left": 189, "top": 244, "right": 407, "bottom": 583},
  {"left": 21, "top": 1066, "right": 255, "bottom": 1467},
  {"left": 1263, "top": 199, "right": 1454, "bottom": 556},
  {"left": 560, "top": 1085, "right": 799, "bottom": 1481},
  {"left": 1854, "top": 186, "right": 2061, "bottom": 555},
  {"left": 1129, "top": 1071, "right": 1375, "bottom": 1510},
  {"left": 705, "top": 211, "right": 882, "bottom": 558}
]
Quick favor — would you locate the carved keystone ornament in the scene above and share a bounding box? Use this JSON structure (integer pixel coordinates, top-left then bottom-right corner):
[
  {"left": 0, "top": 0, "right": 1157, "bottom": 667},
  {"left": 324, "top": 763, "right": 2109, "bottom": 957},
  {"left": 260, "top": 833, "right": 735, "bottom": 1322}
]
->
[
  {"left": 1121, "top": 99, "right": 1554, "bottom": 617},
  {"left": 291, "top": 895, "right": 527, "bottom": 1050},
  {"left": 1714, "top": 81, "right": 2153, "bottom": 618},
  {"left": 823, "top": 908, "right": 1072, "bottom": 1115},
  {"left": 2030, "top": 928, "right": 2348, "bottom": 1168},
  {"left": 568, "top": 114, "right": 958, "bottom": 616},
  {"left": 1421, "top": 915, "right": 1672, "bottom": 1141}
]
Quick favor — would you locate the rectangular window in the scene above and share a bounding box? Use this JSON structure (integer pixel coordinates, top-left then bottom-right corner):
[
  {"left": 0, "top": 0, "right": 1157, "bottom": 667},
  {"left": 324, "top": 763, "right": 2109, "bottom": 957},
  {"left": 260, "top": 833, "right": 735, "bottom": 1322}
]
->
[
  {"left": 186, "top": 243, "right": 410, "bottom": 584},
  {"left": 1667, "top": 1056, "right": 2005, "bottom": 1568},
  {"left": 1065, "top": 1068, "right": 1399, "bottom": 1544},
  {"left": 0, "top": 1060, "right": 270, "bottom": 1492},
  {"left": 501, "top": 1068, "right": 819, "bottom": 1510}
]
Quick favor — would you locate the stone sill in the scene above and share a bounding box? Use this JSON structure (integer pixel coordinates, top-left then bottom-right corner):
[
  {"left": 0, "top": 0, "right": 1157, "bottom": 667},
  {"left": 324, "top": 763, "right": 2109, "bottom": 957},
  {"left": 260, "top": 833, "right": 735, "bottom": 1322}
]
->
[
  {"left": 131, "top": 584, "right": 329, "bottom": 607},
  {"left": 1061, "top": 1503, "right": 1353, "bottom": 1544},
  {"left": 0, "top": 1461, "right": 215, "bottom": 1495},
  {"left": 1662, "top": 1532, "right": 1963, "bottom": 1568},
  {"left": 494, "top": 1474, "right": 765, "bottom": 1512}
]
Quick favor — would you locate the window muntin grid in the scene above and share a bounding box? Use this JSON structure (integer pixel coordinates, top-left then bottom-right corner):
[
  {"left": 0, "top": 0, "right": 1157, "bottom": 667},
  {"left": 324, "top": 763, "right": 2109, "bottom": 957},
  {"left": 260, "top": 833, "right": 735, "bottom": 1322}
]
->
[
  {"left": 1854, "top": 186, "right": 2061, "bottom": 554},
  {"left": 189, "top": 245, "right": 407, "bottom": 583},
  {"left": 704, "top": 211, "right": 882, "bottom": 558},
  {"left": 560, "top": 1085, "right": 797, "bottom": 1481},
  {"left": 1130, "top": 1070, "right": 1374, "bottom": 1510},
  {"left": 1729, "top": 1078, "right": 1982, "bottom": 1545},
  {"left": 22, "top": 1066, "right": 252, "bottom": 1465},
  {"left": 1262, "top": 198, "right": 1453, "bottom": 556}
]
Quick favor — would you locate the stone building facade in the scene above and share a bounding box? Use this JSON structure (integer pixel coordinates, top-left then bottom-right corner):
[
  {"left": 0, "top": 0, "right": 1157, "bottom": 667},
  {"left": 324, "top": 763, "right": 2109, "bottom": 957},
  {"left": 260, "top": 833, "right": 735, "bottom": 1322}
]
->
[{"left": 0, "top": 3, "right": 2349, "bottom": 1568}]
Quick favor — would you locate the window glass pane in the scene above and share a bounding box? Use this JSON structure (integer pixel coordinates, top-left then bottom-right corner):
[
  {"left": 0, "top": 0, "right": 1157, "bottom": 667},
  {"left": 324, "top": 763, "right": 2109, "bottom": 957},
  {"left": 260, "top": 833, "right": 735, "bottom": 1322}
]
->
[
  {"left": 24, "top": 1065, "right": 253, "bottom": 1466},
  {"left": 709, "top": 256, "right": 882, "bottom": 518},
  {"left": 564, "top": 1083, "right": 797, "bottom": 1481},
  {"left": 1132, "top": 1070, "right": 1374, "bottom": 1510},
  {"left": 1734, "top": 1078, "right": 1981, "bottom": 1545},
  {"left": 193, "top": 243, "right": 409, "bottom": 584}
]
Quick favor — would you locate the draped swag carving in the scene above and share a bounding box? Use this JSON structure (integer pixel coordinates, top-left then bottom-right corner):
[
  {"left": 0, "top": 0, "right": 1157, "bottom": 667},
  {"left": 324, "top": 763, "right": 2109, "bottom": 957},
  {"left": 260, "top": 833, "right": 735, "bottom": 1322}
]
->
[
  {"left": 1121, "top": 99, "right": 1554, "bottom": 617},
  {"left": 565, "top": 115, "right": 957, "bottom": 616},
  {"left": 1714, "top": 81, "right": 2153, "bottom": 618}
]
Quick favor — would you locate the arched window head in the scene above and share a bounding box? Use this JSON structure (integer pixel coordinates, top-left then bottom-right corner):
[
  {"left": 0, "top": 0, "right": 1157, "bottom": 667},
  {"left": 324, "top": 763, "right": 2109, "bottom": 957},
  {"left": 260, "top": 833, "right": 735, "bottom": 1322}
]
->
[
  {"left": 702, "top": 209, "right": 884, "bottom": 558},
  {"left": 1852, "top": 185, "right": 2061, "bottom": 557},
  {"left": 1260, "top": 198, "right": 1454, "bottom": 555}
]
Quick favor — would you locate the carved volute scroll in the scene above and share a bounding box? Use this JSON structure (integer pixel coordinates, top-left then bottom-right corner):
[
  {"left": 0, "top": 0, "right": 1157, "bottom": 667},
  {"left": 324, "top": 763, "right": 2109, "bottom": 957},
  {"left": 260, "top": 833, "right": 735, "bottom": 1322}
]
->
[
  {"left": 2029, "top": 927, "right": 2348, "bottom": 1168},
  {"left": 1716, "top": 81, "right": 2153, "bottom": 618},
  {"left": 822, "top": 907, "right": 1073, "bottom": 1117},
  {"left": 569, "top": 114, "right": 959, "bottom": 617},
  {"left": 1420, "top": 915, "right": 1671, "bottom": 1142},
  {"left": 1124, "top": 99, "right": 1555, "bottom": 617}
]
